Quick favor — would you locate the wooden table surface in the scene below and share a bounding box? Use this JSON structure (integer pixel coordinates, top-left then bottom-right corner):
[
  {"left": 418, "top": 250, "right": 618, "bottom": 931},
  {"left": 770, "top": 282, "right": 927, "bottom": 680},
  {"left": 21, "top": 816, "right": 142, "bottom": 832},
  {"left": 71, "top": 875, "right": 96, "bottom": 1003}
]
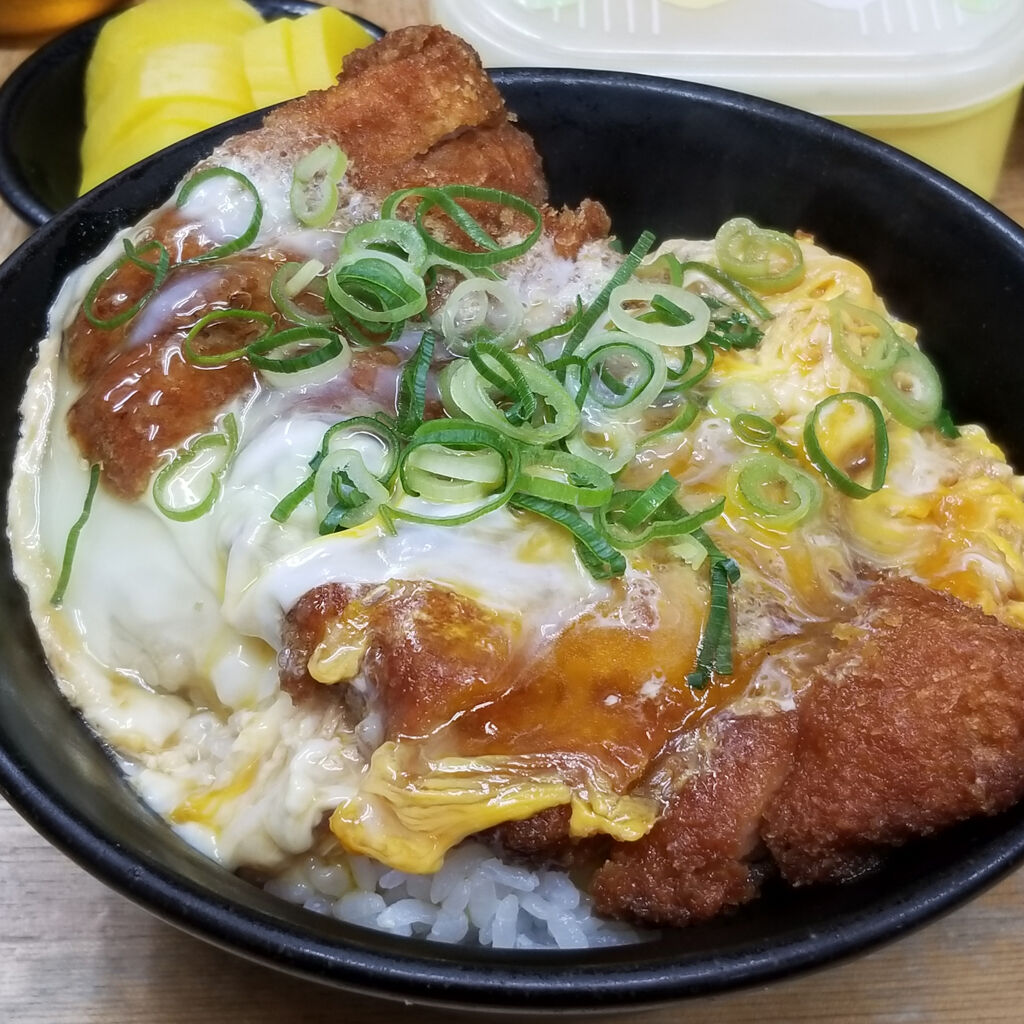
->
[{"left": 3, "top": 3, "right": 1024, "bottom": 1021}]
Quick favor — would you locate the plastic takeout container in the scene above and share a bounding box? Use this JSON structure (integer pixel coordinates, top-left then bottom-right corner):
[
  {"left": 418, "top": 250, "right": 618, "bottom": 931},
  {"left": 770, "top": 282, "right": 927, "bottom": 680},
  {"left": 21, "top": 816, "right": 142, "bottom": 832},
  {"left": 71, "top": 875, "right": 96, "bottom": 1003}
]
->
[{"left": 431, "top": 0, "right": 1024, "bottom": 198}]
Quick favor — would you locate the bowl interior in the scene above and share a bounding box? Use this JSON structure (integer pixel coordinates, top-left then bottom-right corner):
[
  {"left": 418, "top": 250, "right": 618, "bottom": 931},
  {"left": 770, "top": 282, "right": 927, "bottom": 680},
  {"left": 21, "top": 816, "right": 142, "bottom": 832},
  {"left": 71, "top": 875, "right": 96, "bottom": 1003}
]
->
[
  {"left": 2, "top": 70, "right": 1024, "bottom": 1010},
  {"left": 0, "top": 0, "right": 381, "bottom": 225}
]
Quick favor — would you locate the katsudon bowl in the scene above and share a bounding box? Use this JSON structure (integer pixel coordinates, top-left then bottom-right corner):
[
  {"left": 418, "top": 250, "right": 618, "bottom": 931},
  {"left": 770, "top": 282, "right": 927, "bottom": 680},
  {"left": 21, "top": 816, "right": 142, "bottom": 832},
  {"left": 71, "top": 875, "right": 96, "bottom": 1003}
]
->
[{"left": 3, "top": 68, "right": 1024, "bottom": 1011}]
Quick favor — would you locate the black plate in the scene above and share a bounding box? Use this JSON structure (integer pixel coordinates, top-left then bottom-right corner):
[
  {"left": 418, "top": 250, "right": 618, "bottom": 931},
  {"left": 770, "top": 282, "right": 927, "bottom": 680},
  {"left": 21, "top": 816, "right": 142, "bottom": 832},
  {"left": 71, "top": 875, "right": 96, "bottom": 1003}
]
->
[
  {"left": 3, "top": 70, "right": 1024, "bottom": 1012},
  {"left": 0, "top": 0, "right": 382, "bottom": 225}
]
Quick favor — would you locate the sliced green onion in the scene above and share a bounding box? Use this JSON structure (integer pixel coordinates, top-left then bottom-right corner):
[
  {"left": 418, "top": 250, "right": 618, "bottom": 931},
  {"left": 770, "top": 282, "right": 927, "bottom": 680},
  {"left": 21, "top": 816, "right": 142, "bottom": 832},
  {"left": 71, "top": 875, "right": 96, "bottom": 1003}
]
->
[
  {"left": 563, "top": 332, "right": 667, "bottom": 416},
  {"left": 50, "top": 463, "right": 101, "bottom": 607},
  {"left": 390, "top": 419, "right": 521, "bottom": 526},
  {"left": 663, "top": 338, "right": 715, "bottom": 392},
  {"left": 314, "top": 448, "right": 389, "bottom": 533},
  {"left": 726, "top": 453, "right": 821, "bottom": 531},
  {"left": 515, "top": 448, "right": 614, "bottom": 507},
  {"left": 403, "top": 444, "right": 505, "bottom": 503},
  {"left": 290, "top": 142, "right": 347, "bottom": 229},
  {"left": 182, "top": 308, "right": 274, "bottom": 367},
  {"left": 565, "top": 423, "right": 637, "bottom": 475},
  {"left": 563, "top": 231, "right": 656, "bottom": 357},
  {"left": 680, "top": 260, "right": 772, "bottom": 322},
  {"left": 509, "top": 493, "right": 626, "bottom": 580},
  {"left": 247, "top": 324, "right": 350, "bottom": 387},
  {"left": 935, "top": 409, "right": 961, "bottom": 439},
  {"left": 704, "top": 303, "right": 764, "bottom": 351},
  {"left": 829, "top": 298, "right": 902, "bottom": 378},
  {"left": 526, "top": 298, "right": 584, "bottom": 352},
  {"left": 596, "top": 489, "right": 724, "bottom": 549},
  {"left": 153, "top": 413, "right": 238, "bottom": 522},
  {"left": 84, "top": 239, "right": 170, "bottom": 330},
  {"left": 271, "top": 261, "right": 334, "bottom": 328},
  {"left": 873, "top": 342, "right": 943, "bottom": 430},
  {"left": 468, "top": 341, "right": 538, "bottom": 423},
  {"left": 396, "top": 329, "right": 437, "bottom": 437},
  {"left": 608, "top": 282, "right": 711, "bottom": 348},
  {"left": 804, "top": 392, "right": 889, "bottom": 499},
  {"left": 382, "top": 185, "right": 543, "bottom": 269},
  {"left": 176, "top": 167, "right": 263, "bottom": 264},
  {"left": 714, "top": 217, "right": 804, "bottom": 294},
  {"left": 341, "top": 217, "right": 428, "bottom": 275},
  {"left": 327, "top": 249, "right": 427, "bottom": 325},
  {"left": 707, "top": 379, "right": 780, "bottom": 422},
  {"left": 641, "top": 397, "right": 700, "bottom": 443},
  {"left": 271, "top": 415, "right": 401, "bottom": 524},
  {"left": 687, "top": 557, "right": 734, "bottom": 689},
  {"left": 442, "top": 353, "right": 579, "bottom": 445},
  {"left": 440, "top": 278, "right": 524, "bottom": 354},
  {"left": 637, "top": 251, "right": 684, "bottom": 288}
]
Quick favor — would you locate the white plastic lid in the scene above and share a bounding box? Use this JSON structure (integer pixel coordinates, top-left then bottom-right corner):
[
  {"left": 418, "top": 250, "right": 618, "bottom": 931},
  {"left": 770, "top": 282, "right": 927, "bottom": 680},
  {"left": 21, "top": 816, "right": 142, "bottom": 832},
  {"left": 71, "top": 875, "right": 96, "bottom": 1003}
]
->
[{"left": 430, "top": 0, "right": 1024, "bottom": 117}]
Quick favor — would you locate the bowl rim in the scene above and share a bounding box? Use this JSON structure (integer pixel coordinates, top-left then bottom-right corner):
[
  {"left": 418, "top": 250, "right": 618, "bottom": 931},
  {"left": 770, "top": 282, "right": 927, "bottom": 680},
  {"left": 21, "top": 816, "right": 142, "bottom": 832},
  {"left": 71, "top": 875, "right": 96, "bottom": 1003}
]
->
[
  {"left": 3, "top": 65, "right": 1024, "bottom": 1011},
  {"left": 0, "top": 0, "right": 383, "bottom": 227}
]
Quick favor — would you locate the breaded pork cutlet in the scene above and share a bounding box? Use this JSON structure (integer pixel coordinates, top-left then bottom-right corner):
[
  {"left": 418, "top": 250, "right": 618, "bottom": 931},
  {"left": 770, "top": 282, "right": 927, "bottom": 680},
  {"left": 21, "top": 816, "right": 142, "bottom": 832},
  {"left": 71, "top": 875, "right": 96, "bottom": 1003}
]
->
[
  {"left": 762, "top": 577, "right": 1024, "bottom": 884},
  {"left": 591, "top": 713, "right": 797, "bottom": 926}
]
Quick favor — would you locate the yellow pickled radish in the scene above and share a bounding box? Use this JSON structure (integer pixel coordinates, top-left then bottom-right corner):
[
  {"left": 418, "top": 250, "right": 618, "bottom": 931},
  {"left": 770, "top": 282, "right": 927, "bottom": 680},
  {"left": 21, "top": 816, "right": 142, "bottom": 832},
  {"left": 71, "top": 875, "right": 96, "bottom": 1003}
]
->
[
  {"left": 80, "top": 118, "right": 212, "bottom": 195},
  {"left": 241, "top": 18, "right": 300, "bottom": 109},
  {"left": 288, "top": 7, "right": 375, "bottom": 94},
  {"left": 86, "top": 0, "right": 262, "bottom": 119}
]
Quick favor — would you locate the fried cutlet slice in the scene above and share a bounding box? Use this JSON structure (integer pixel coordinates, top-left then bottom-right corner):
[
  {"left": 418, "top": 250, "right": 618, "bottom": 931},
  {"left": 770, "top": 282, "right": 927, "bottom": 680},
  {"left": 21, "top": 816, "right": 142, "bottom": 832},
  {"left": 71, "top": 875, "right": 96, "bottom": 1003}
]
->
[
  {"left": 590, "top": 713, "right": 798, "bottom": 926},
  {"left": 762, "top": 577, "right": 1024, "bottom": 885},
  {"left": 225, "top": 26, "right": 507, "bottom": 184}
]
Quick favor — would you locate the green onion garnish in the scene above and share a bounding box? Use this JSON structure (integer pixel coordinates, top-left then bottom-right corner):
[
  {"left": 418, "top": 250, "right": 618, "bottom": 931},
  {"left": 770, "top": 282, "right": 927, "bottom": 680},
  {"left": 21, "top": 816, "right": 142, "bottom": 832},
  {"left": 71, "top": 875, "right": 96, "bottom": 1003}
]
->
[
  {"left": 315, "top": 449, "right": 389, "bottom": 534},
  {"left": 396, "top": 329, "right": 437, "bottom": 437},
  {"left": 509, "top": 493, "right": 626, "bottom": 580},
  {"left": 270, "top": 261, "right": 334, "bottom": 328},
  {"left": 326, "top": 250, "right": 427, "bottom": 325},
  {"left": 596, "top": 488, "right": 725, "bottom": 549},
  {"left": 663, "top": 338, "right": 715, "bottom": 392},
  {"left": 515, "top": 448, "right": 614, "bottom": 508},
  {"left": 679, "top": 260, "right": 772, "bottom": 323},
  {"left": 804, "top": 392, "right": 889, "bottom": 499},
  {"left": 340, "top": 217, "right": 429, "bottom": 275},
  {"left": 152, "top": 414, "right": 238, "bottom": 522},
  {"left": 50, "top": 463, "right": 101, "bottom": 607},
  {"left": 182, "top": 308, "right": 274, "bottom": 367},
  {"left": 176, "top": 167, "right": 263, "bottom": 265},
  {"left": 83, "top": 239, "right": 170, "bottom": 331},
  {"left": 726, "top": 453, "right": 821, "bottom": 531},
  {"left": 714, "top": 218, "right": 804, "bottom": 295},
  {"left": 389, "top": 419, "right": 521, "bottom": 526},
  {"left": 290, "top": 142, "right": 348, "bottom": 229},
  {"left": 828, "top": 298, "right": 902, "bottom": 378},
  {"left": 607, "top": 281, "right": 710, "bottom": 348},
  {"left": 469, "top": 341, "right": 538, "bottom": 423},
  {"left": 935, "top": 409, "right": 961, "bottom": 439},
  {"left": 563, "top": 333, "right": 667, "bottom": 417},
  {"left": 563, "top": 230, "right": 656, "bottom": 358},
  {"left": 246, "top": 324, "right": 348, "bottom": 377},
  {"left": 381, "top": 185, "right": 543, "bottom": 269},
  {"left": 873, "top": 342, "right": 943, "bottom": 430},
  {"left": 641, "top": 397, "right": 700, "bottom": 443}
]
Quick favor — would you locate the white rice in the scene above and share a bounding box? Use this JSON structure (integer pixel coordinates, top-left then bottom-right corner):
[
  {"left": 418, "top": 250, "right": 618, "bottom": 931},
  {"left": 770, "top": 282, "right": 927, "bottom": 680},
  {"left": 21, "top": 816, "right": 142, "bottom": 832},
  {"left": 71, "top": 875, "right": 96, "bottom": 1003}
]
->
[{"left": 264, "top": 840, "right": 645, "bottom": 949}]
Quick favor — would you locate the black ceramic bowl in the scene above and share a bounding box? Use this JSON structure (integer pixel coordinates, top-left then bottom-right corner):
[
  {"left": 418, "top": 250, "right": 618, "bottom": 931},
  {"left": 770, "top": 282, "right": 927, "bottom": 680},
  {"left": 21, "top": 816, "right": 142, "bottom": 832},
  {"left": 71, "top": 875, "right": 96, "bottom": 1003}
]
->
[
  {"left": 0, "top": 0, "right": 382, "bottom": 225},
  {"left": 3, "top": 70, "right": 1024, "bottom": 1013}
]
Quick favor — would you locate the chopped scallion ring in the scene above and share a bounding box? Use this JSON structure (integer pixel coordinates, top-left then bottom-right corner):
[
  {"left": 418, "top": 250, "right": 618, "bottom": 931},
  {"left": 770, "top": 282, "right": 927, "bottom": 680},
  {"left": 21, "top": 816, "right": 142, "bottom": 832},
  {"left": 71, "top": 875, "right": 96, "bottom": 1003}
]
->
[
  {"left": 382, "top": 185, "right": 543, "bottom": 269},
  {"left": 50, "top": 463, "right": 101, "bottom": 607},
  {"left": 290, "top": 142, "right": 348, "bottom": 229},
  {"left": 663, "top": 338, "right": 715, "bottom": 392},
  {"left": 314, "top": 448, "right": 389, "bottom": 534},
  {"left": 935, "top": 408, "right": 961, "bottom": 439},
  {"left": 515, "top": 449, "right": 614, "bottom": 508},
  {"left": 390, "top": 419, "right": 522, "bottom": 526},
  {"left": 563, "top": 332, "right": 667, "bottom": 417},
  {"left": 641, "top": 398, "right": 700, "bottom": 443},
  {"left": 83, "top": 239, "right": 170, "bottom": 330},
  {"left": 271, "top": 261, "right": 334, "bottom": 328},
  {"left": 637, "top": 251, "right": 684, "bottom": 288},
  {"left": 182, "top": 308, "right": 275, "bottom": 367},
  {"left": 327, "top": 249, "right": 427, "bottom": 325},
  {"left": 563, "top": 230, "right": 656, "bottom": 358},
  {"left": 595, "top": 489, "right": 724, "bottom": 549},
  {"left": 247, "top": 324, "right": 350, "bottom": 387},
  {"left": 714, "top": 217, "right": 805, "bottom": 294},
  {"left": 828, "top": 298, "right": 902, "bottom": 378},
  {"left": 440, "top": 278, "right": 524, "bottom": 355},
  {"left": 442, "top": 353, "right": 579, "bottom": 444},
  {"left": 804, "top": 392, "right": 889, "bottom": 499},
  {"left": 509, "top": 493, "right": 626, "bottom": 580},
  {"left": 341, "top": 218, "right": 429, "bottom": 276},
  {"left": 608, "top": 282, "right": 711, "bottom": 348},
  {"left": 873, "top": 342, "right": 943, "bottom": 429},
  {"left": 679, "top": 260, "right": 772, "bottom": 322},
  {"left": 726, "top": 453, "right": 821, "bottom": 531},
  {"left": 152, "top": 414, "right": 239, "bottom": 522},
  {"left": 176, "top": 167, "right": 263, "bottom": 264},
  {"left": 468, "top": 342, "right": 538, "bottom": 424}
]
